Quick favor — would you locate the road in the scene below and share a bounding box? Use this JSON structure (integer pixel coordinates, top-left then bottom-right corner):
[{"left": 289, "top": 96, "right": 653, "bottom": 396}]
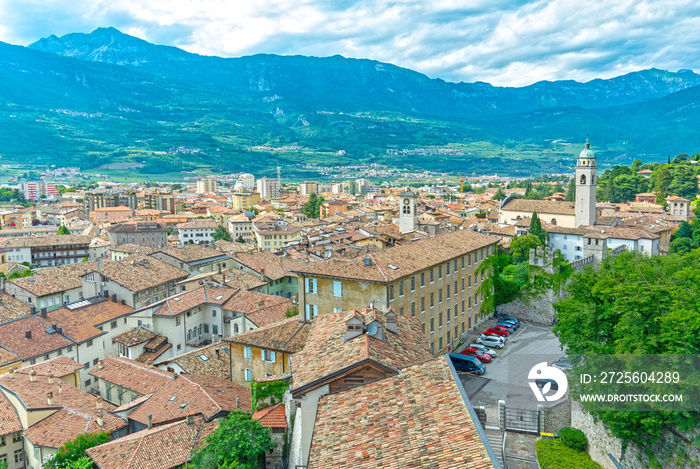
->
[{"left": 459, "top": 321, "right": 566, "bottom": 411}]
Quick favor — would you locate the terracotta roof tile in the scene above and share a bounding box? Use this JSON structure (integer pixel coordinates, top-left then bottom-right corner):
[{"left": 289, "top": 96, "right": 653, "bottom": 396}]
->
[
  {"left": 89, "top": 356, "right": 172, "bottom": 397},
  {"left": 252, "top": 402, "right": 287, "bottom": 429},
  {"left": 112, "top": 327, "right": 159, "bottom": 347},
  {"left": 501, "top": 198, "right": 576, "bottom": 215},
  {"left": 128, "top": 374, "right": 252, "bottom": 426},
  {"left": 231, "top": 250, "right": 313, "bottom": 280},
  {"left": 86, "top": 415, "right": 218, "bottom": 469},
  {"left": 0, "top": 316, "right": 74, "bottom": 360},
  {"left": 290, "top": 308, "right": 432, "bottom": 393},
  {"left": 159, "top": 342, "right": 230, "bottom": 380},
  {"left": 0, "top": 293, "right": 32, "bottom": 323},
  {"left": 46, "top": 298, "right": 134, "bottom": 344},
  {"left": 294, "top": 230, "right": 497, "bottom": 283},
  {"left": 0, "top": 392, "right": 22, "bottom": 436},
  {"left": 153, "top": 287, "right": 238, "bottom": 317},
  {"left": 151, "top": 244, "right": 227, "bottom": 264},
  {"left": 308, "top": 357, "right": 495, "bottom": 469},
  {"left": 177, "top": 219, "right": 219, "bottom": 229},
  {"left": 9, "top": 261, "right": 106, "bottom": 297},
  {"left": 225, "top": 317, "right": 310, "bottom": 353},
  {"left": 23, "top": 408, "right": 126, "bottom": 449},
  {"left": 16, "top": 356, "right": 83, "bottom": 378},
  {"left": 85, "top": 255, "right": 189, "bottom": 292}
]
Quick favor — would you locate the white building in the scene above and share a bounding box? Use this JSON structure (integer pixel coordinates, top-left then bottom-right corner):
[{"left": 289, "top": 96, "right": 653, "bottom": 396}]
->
[
  {"left": 257, "top": 177, "right": 280, "bottom": 200},
  {"left": 234, "top": 173, "right": 256, "bottom": 192},
  {"left": 177, "top": 219, "right": 219, "bottom": 245},
  {"left": 196, "top": 178, "right": 217, "bottom": 194},
  {"left": 546, "top": 225, "right": 660, "bottom": 261}
]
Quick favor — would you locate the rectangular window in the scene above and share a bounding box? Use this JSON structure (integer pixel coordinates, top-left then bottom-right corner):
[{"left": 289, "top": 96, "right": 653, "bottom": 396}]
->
[
  {"left": 399, "top": 281, "right": 404, "bottom": 296},
  {"left": 439, "top": 312, "right": 443, "bottom": 327},
  {"left": 446, "top": 285, "right": 450, "bottom": 299},
  {"left": 430, "top": 269, "right": 434, "bottom": 283},
  {"left": 438, "top": 289, "right": 442, "bottom": 303},
  {"left": 446, "top": 308, "right": 450, "bottom": 322},
  {"left": 462, "top": 278, "right": 465, "bottom": 291},
  {"left": 410, "top": 302, "right": 415, "bottom": 317},
  {"left": 305, "top": 277, "right": 318, "bottom": 294},
  {"left": 438, "top": 265, "right": 442, "bottom": 279},
  {"left": 262, "top": 349, "right": 276, "bottom": 363},
  {"left": 110, "top": 321, "right": 117, "bottom": 329},
  {"left": 86, "top": 339, "right": 93, "bottom": 347},
  {"left": 430, "top": 318, "right": 434, "bottom": 332},
  {"left": 212, "top": 325, "right": 218, "bottom": 335},
  {"left": 204, "top": 324, "right": 210, "bottom": 333},
  {"left": 332, "top": 280, "right": 342, "bottom": 297},
  {"left": 468, "top": 253, "right": 472, "bottom": 266},
  {"left": 468, "top": 297, "right": 472, "bottom": 309},
  {"left": 14, "top": 450, "right": 23, "bottom": 464},
  {"left": 245, "top": 369, "right": 253, "bottom": 381},
  {"left": 388, "top": 285, "right": 395, "bottom": 301},
  {"left": 305, "top": 304, "right": 319, "bottom": 320},
  {"left": 421, "top": 272, "right": 425, "bottom": 286},
  {"left": 462, "top": 300, "right": 465, "bottom": 313},
  {"left": 430, "top": 293, "right": 434, "bottom": 308},
  {"left": 410, "top": 276, "right": 415, "bottom": 291},
  {"left": 85, "top": 379, "right": 91, "bottom": 387},
  {"left": 438, "top": 337, "right": 443, "bottom": 351},
  {"left": 469, "top": 275, "right": 472, "bottom": 288},
  {"left": 454, "top": 281, "right": 458, "bottom": 295},
  {"left": 421, "top": 297, "right": 425, "bottom": 312},
  {"left": 333, "top": 307, "right": 342, "bottom": 313},
  {"left": 446, "top": 262, "right": 450, "bottom": 275},
  {"left": 244, "top": 346, "right": 252, "bottom": 359},
  {"left": 454, "top": 260, "right": 458, "bottom": 272},
  {"left": 461, "top": 256, "right": 465, "bottom": 269}
]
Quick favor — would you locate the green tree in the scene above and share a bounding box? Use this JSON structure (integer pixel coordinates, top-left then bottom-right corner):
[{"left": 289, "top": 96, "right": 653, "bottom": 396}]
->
[
  {"left": 564, "top": 178, "right": 575, "bottom": 202},
  {"left": 235, "top": 235, "right": 245, "bottom": 243},
  {"left": 192, "top": 410, "right": 276, "bottom": 469},
  {"left": 553, "top": 251, "right": 700, "bottom": 446},
  {"left": 57, "top": 225, "right": 71, "bottom": 235},
  {"left": 285, "top": 306, "right": 299, "bottom": 317},
  {"left": 44, "top": 432, "right": 110, "bottom": 469},
  {"left": 492, "top": 188, "right": 506, "bottom": 201},
  {"left": 528, "top": 212, "right": 547, "bottom": 245},
  {"left": 302, "top": 193, "right": 324, "bottom": 219},
  {"left": 509, "top": 234, "right": 544, "bottom": 263},
  {"left": 213, "top": 224, "right": 232, "bottom": 242}
]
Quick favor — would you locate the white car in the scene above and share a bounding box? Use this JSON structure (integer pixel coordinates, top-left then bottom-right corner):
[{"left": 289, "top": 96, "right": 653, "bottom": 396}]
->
[
  {"left": 476, "top": 336, "right": 504, "bottom": 349},
  {"left": 470, "top": 343, "right": 497, "bottom": 358}
]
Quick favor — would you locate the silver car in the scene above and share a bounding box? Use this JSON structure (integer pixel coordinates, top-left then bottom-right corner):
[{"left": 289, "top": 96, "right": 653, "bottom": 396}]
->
[
  {"left": 476, "top": 336, "right": 504, "bottom": 349},
  {"left": 469, "top": 343, "right": 497, "bottom": 357}
]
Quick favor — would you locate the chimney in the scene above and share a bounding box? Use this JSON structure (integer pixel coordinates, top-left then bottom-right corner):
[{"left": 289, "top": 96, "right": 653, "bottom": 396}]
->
[
  {"left": 25, "top": 329, "right": 32, "bottom": 339},
  {"left": 186, "top": 413, "right": 195, "bottom": 426},
  {"left": 217, "top": 263, "right": 222, "bottom": 274},
  {"left": 8, "top": 368, "right": 14, "bottom": 380},
  {"left": 58, "top": 381, "right": 63, "bottom": 394},
  {"left": 257, "top": 300, "right": 265, "bottom": 310},
  {"left": 96, "top": 410, "right": 103, "bottom": 427},
  {"left": 30, "top": 305, "right": 37, "bottom": 316},
  {"left": 120, "top": 299, "right": 126, "bottom": 305},
  {"left": 29, "top": 370, "right": 36, "bottom": 382},
  {"left": 48, "top": 372, "right": 54, "bottom": 384},
  {"left": 96, "top": 397, "right": 103, "bottom": 410},
  {"left": 41, "top": 308, "right": 47, "bottom": 318},
  {"left": 46, "top": 392, "right": 54, "bottom": 405},
  {"left": 260, "top": 268, "right": 265, "bottom": 281},
  {"left": 51, "top": 323, "right": 57, "bottom": 331},
  {"left": 111, "top": 294, "right": 117, "bottom": 303},
  {"left": 147, "top": 414, "right": 153, "bottom": 430},
  {"left": 57, "top": 326, "right": 63, "bottom": 335}
]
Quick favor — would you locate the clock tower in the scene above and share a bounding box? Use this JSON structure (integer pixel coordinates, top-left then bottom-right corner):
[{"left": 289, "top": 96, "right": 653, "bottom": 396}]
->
[
  {"left": 399, "top": 191, "right": 418, "bottom": 234},
  {"left": 575, "top": 137, "right": 598, "bottom": 227}
]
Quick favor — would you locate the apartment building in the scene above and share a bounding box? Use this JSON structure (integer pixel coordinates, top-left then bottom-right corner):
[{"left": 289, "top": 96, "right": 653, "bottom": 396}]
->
[
  {"left": 229, "top": 192, "right": 261, "bottom": 211},
  {"left": 257, "top": 177, "right": 280, "bottom": 200},
  {"left": 227, "top": 213, "right": 254, "bottom": 242},
  {"left": 252, "top": 222, "right": 302, "bottom": 252},
  {"left": 177, "top": 219, "right": 219, "bottom": 245},
  {"left": 294, "top": 229, "right": 499, "bottom": 355},
  {"left": 106, "top": 221, "right": 168, "bottom": 249},
  {"left": 0, "top": 234, "right": 92, "bottom": 268},
  {"left": 196, "top": 178, "right": 217, "bottom": 194}
]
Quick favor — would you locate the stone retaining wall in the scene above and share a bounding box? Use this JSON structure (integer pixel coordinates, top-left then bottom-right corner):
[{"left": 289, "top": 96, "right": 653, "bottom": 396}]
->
[{"left": 496, "top": 290, "right": 557, "bottom": 325}]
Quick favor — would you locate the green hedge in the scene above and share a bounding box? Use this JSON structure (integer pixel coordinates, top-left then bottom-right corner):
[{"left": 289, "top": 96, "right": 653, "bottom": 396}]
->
[
  {"left": 559, "top": 427, "right": 588, "bottom": 452},
  {"left": 536, "top": 439, "right": 604, "bottom": 469}
]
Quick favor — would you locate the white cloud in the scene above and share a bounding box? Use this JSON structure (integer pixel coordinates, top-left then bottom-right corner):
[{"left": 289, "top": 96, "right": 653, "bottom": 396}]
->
[{"left": 0, "top": 0, "right": 699, "bottom": 86}]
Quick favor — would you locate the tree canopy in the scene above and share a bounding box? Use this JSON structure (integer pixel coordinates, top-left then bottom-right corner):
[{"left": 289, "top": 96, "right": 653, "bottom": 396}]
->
[
  {"left": 212, "top": 224, "right": 232, "bottom": 242},
  {"left": 57, "top": 225, "right": 71, "bottom": 235},
  {"left": 528, "top": 212, "right": 547, "bottom": 245},
  {"left": 553, "top": 251, "right": 700, "bottom": 447},
  {"left": 44, "top": 432, "right": 110, "bottom": 469},
  {"left": 302, "top": 193, "right": 324, "bottom": 219},
  {"left": 191, "top": 410, "right": 276, "bottom": 469},
  {"left": 509, "top": 234, "right": 544, "bottom": 263}
]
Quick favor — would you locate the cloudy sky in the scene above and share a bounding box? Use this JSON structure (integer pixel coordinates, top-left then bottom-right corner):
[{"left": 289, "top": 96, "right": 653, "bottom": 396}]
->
[{"left": 0, "top": 0, "right": 699, "bottom": 86}]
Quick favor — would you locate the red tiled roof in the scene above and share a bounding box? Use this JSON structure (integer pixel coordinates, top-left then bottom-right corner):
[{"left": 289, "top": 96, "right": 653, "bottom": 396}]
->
[
  {"left": 290, "top": 308, "right": 432, "bottom": 393},
  {"left": 231, "top": 250, "right": 313, "bottom": 280},
  {"left": 294, "top": 229, "right": 497, "bottom": 283},
  {"left": 252, "top": 402, "right": 287, "bottom": 429},
  {"left": 225, "top": 317, "right": 310, "bottom": 354},
  {"left": 86, "top": 415, "right": 218, "bottom": 469},
  {"left": 0, "top": 316, "right": 74, "bottom": 360},
  {"left": 89, "top": 356, "right": 172, "bottom": 397},
  {"left": 46, "top": 298, "right": 134, "bottom": 344},
  {"left": 0, "top": 392, "right": 22, "bottom": 436},
  {"left": 308, "top": 357, "right": 495, "bottom": 469},
  {"left": 16, "top": 356, "right": 83, "bottom": 378},
  {"left": 153, "top": 287, "right": 238, "bottom": 317},
  {"left": 23, "top": 408, "right": 126, "bottom": 449}
]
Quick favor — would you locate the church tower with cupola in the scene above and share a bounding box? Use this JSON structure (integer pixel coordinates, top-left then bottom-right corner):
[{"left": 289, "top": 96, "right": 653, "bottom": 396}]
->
[
  {"left": 575, "top": 137, "right": 597, "bottom": 227},
  {"left": 399, "top": 191, "right": 418, "bottom": 234}
]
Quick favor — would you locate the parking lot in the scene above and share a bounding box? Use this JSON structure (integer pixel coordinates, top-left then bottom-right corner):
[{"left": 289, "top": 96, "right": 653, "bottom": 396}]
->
[{"left": 457, "top": 319, "right": 566, "bottom": 411}]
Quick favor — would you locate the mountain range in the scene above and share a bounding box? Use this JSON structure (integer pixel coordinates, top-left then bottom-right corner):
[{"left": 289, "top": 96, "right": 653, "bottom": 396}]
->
[{"left": 0, "top": 27, "right": 698, "bottom": 178}]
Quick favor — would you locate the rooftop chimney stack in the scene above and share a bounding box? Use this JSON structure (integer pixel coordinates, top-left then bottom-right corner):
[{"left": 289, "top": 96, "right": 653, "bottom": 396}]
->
[
  {"left": 147, "top": 414, "right": 153, "bottom": 430},
  {"left": 57, "top": 326, "right": 63, "bottom": 335},
  {"left": 41, "top": 307, "right": 47, "bottom": 318},
  {"left": 48, "top": 372, "right": 54, "bottom": 384},
  {"left": 25, "top": 330, "right": 32, "bottom": 339},
  {"left": 47, "top": 392, "right": 54, "bottom": 405},
  {"left": 29, "top": 370, "right": 36, "bottom": 382},
  {"left": 96, "top": 410, "right": 103, "bottom": 427},
  {"left": 58, "top": 382, "right": 63, "bottom": 394},
  {"left": 8, "top": 368, "right": 14, "bottom": 380},
  {"left": 217, "top": 264, "right": 222, "bottom": 274},
  {"left": 96, "top": 397, "right": 103, "bottom": 410},
  {"left": 186, "top": 413, "right": 195, "bottom": 426},
  {"left": 257, "top": 300, "right": 265, "bottom": 310},
  {"left": 30, "top": 306, "right": 36, "bottom": 315}
]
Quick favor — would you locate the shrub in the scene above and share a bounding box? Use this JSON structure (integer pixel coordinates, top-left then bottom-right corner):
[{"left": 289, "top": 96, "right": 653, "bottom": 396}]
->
[
  {"left": 559, "top": 427, "right": 588, "bottom": 452},
  {"left": 536, "top": 439, "right": 603, "bottom": 469}
]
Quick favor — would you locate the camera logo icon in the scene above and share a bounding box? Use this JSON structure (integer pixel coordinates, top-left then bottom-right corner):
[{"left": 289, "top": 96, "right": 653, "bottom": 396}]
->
[{"left": 528, "top": 362, "right": 568, "bottom": 402}]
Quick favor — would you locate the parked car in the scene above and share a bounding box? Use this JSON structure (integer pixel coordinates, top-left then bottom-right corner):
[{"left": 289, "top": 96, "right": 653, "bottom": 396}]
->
[
  {"left": 492, "top": 326, "right": 511, "bottom": 335},
  {"left": 476, "top": 336, "right": 504, "bottom": 349},
  {"left": 450, "top": 353, "right": 486, "bottom": 375},
  {"left": 551, "top": 357, "right": 572, "bottom": 371},
  {"left": 535, "top": 378, "right": 558, "bottom": 392},
  {"left": 461, "top": 348, "right": 492, "bottom": 363},
  {"left": 497, "top": 314, "right": 520, "bottom": 325},
  {"left": 469, "top": 343, "right": 497, "bottom": 358},
  {"left": 497, "top": 321, "right": 517, "bottom": 331},
  {"left": 485, "top": 327, "right": 509, "bottom": 337}
]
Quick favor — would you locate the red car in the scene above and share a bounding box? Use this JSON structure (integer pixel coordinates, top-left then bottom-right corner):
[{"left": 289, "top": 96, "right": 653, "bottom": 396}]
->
[
  {"left": 461, "top": 348, "right": 492, "bottom": 363},
  {"left": 485, "top": 328, "right": 508, "bottom": 337},
  {"left": 493, "top": 326, "right": 511, "bottom": 335}
]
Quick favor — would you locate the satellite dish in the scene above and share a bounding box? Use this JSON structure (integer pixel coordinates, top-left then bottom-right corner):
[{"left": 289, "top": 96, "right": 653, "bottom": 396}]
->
[{"left": 367, "top": 322, "right": 379, "bottom": 336}]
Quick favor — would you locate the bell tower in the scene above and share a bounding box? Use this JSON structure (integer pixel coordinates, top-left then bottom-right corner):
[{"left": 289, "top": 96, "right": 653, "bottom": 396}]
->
[
  {"left": 575, "top": 137, "right": 597, "bottom": 227},
  {"left": 399, "top": 192, "right": 418, "bottom": 234}
]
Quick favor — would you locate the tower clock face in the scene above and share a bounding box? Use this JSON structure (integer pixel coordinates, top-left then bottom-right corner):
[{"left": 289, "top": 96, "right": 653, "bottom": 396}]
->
[{"left": 403, "top": 198, "right": 410, "bottom": 205}]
